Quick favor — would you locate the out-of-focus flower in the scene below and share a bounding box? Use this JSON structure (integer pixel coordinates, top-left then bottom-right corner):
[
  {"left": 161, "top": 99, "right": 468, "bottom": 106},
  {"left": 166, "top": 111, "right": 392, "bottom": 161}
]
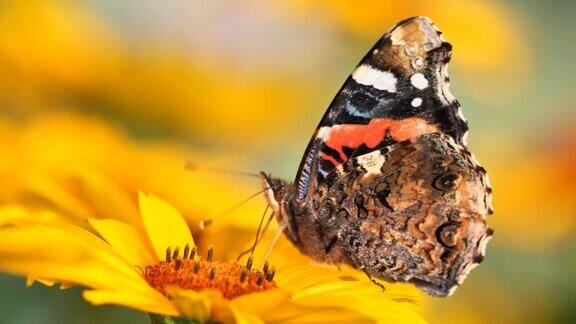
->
[
  {"left": 473, "top": 131, "right": 576, "bottom": 249},
  {"left": 274, "top": 0, "right": 532, "bottom": 100},
  {"left": 0, "top": 1, "right": 314, "bottom": 146},
  {"left": 0, "top": 0, "right": 531, "bottom": 147},
  {"left": 277, "top": 0, "right": 528, "bottom": 71},
  {"left": 0, "top": 113, "right": 263, "bottom": 231},
  {"left": 0, "top": 193, "right": 425, "bottom": 323},
  {"left": 0, "top": 1, "right": 121, "bottom": 89}
]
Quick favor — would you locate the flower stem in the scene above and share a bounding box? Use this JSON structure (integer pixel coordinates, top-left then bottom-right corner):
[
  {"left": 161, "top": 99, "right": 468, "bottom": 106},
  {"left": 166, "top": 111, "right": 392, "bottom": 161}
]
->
[{"left": 149, "top": 314, "right": 202, "bottom": 324}]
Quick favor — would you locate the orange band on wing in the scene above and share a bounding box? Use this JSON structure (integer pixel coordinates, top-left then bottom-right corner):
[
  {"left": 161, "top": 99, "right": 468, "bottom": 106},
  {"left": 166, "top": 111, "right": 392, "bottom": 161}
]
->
[
  {"left": 320, "top": 152, "right": 340, "bottom": 167},
  {"left": 324, "top": 117, "right": 438, "bottom": 162}
]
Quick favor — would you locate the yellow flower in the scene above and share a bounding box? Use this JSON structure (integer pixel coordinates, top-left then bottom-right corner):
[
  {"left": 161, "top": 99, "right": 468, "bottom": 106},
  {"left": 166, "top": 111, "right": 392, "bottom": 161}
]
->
[
  {"left": 474, "top": 136, "right": 576, "bottom": 249},
  {"left": 0, "top": 192, "right": 425, "bottom": 323},
  {"left": 276, "top": 0, "right": 531, "bottom": 102},
  {"left": 279, "top": 0, "right": 529, "bottom": 72},
  {"left": 0, "top": 113, "right": 263, "bottom": 231},
  {"left": 0, "top": 1, "right": 313, "bottom": 145}
]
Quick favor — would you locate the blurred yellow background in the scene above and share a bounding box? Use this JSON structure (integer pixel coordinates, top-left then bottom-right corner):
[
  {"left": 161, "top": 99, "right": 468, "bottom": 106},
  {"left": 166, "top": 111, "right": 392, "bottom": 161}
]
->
[{"left": 0, "top": 0, "right": 574, "bottom": 323}]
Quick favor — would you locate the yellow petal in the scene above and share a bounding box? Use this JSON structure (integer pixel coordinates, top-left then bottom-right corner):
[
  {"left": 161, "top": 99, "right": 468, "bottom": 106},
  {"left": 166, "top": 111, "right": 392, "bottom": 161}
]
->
[
  {"left": 89, "top": 218, "right": 156, "bottom": 267},
  {"left": 138, "top": 192, "right": 194, "bottom": 261},
  {"left": 0, "top": 205, "right": 61, "bottom": 226},
  {"left": 164, "top": 287, "right": 213, "bottom": 321},
  {"left": 26, "top": 275, "right": 75, "bottom": 289},
  {"left": 228, "top": 304, "right": 265, "bottom": 324},
  {"left": 270, "top": 310, "right": 371, "bottom": 324},
  {"left": 165, "top": 288, "right": 256, "bottom": 323},
  {"left": 0, "top": 225, "right": 167, "bottom": 311},
  {"left": 274, "top": 265, "right": 340, "bottom": 292},
  {"left": 69, "top": 167, "right": 140, "bottom": 224},
  {"left": 26, "top": 276, "right": 55, "bottom": 287},
  {"left": 83, "top": 289, "right": 179, "bottom": 316},
  {"left": 291, "top": 281, "right": 424, "bottom": 323},
  {"left": 24, "top": 174, "right": 95, "bottom": 221},
  {"left": 59, "top": 282, "right": 75, "bottom": 289},
  {"left": 231, "top": 289, "right": 289, "bottom": 317},
  {"left": 0, "top": 205, "right": 29, "bottom": 226}
]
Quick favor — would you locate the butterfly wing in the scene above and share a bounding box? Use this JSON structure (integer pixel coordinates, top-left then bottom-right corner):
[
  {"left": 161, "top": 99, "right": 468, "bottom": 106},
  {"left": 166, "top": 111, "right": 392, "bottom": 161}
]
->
[
  {"left": 324, "top": 133, "right": 493, "bottom": 296},
  {"left": 295, "top": 16, "right": 469, "bottom": 199}
]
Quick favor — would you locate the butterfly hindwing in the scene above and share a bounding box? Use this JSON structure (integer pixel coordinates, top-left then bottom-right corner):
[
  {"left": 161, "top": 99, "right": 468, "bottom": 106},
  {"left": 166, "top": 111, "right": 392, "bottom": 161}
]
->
[{"left": 295, "top": 17, "right": 469, "bottom": 199}]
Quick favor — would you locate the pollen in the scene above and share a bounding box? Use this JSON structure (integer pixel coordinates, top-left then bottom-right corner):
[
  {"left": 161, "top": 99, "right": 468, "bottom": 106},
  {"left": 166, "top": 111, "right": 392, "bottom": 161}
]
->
[{"left": 144, "top": 246, "right": 276, "bottom": 299}]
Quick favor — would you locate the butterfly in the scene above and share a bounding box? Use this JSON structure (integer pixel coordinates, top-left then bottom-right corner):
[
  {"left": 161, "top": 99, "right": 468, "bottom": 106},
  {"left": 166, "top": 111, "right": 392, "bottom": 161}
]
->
[{"left": 261, "top": 16, "right": 493, "bottom": 297}]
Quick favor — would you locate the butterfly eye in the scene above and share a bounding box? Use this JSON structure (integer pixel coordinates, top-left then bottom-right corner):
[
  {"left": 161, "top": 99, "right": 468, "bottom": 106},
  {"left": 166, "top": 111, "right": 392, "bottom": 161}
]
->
[
  {"left": 432, "top": 171, "right": 459, "bottom": 191},
  {"left": 436, "top": 224, "right": 459, "bottom": 247}
]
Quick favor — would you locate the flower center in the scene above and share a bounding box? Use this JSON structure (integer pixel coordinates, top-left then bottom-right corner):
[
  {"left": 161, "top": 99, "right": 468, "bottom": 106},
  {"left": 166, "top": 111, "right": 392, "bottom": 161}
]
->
[{"left": 144, "top": 246, "right": 276, "bottom": 299}]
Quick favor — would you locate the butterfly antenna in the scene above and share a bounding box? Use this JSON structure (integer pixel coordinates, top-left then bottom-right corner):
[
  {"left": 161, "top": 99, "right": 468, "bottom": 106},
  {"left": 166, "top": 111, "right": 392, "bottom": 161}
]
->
[
  {"left": 198, "top": 184, "right": 279, "bottom": 230},
  {"left": 185, "top": 161, "right": 260, "bottom": 178},
  {"left": 253, "top": 211, "right": 275, "bottom": 255},
  {"left": 236, "top": 205, "right": 275, "bottom": 261}
]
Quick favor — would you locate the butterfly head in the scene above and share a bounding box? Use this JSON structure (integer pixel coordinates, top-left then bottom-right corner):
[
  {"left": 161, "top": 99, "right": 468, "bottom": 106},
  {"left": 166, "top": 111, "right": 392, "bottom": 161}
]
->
[{"left": 260, "top": 172, "right": 285, "bottom": 213}]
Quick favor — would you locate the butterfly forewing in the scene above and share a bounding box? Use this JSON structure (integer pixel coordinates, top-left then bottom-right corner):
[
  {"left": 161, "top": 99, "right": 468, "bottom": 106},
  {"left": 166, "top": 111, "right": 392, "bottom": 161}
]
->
[{"left": 295, "top": 17, "right": 469, "bottom": 199}]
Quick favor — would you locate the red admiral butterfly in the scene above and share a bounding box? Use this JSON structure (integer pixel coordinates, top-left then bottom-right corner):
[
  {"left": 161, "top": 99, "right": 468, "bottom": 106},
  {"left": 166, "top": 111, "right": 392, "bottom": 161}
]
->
[{"left": 261, "top": 17, "right": 493, "bottom": 297}]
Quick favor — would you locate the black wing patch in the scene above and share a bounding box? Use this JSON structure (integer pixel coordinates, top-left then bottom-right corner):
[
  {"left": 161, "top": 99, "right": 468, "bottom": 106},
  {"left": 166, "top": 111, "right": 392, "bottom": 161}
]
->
[{"left": 295, "top": 16, "right": 469, "bottom": 199}]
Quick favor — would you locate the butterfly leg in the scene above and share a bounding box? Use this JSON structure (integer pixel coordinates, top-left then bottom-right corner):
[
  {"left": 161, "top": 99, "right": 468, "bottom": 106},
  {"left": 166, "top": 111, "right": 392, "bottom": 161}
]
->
[
  {"left": 362, "top": 267, "right": 386, "bottom": 291},
  {"left": 263, "top": 223, "right": 286, "bottom": 263},
  {"left": 236, "top": 208, "right": 275, "bottom": 261}
]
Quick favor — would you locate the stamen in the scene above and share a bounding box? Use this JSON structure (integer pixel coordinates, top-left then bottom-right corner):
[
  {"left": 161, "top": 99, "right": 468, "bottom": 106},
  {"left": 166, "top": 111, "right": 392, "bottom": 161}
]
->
[
  {"left": 165, "top": 247, "right": 172, "bottom": 262},
  {"left": 207, "top": 246, "right": 214, "bottom": 261},
  {"left": 199, "top": 219, "right": 213, "bottom": 230},
  {"left": 246, "top": 256, "right": 253, "bottom": 270},
  {"left": 183, "top": 244, "right": 190, "bottom": 259},
  {"left": 190, "top": 247, "right": 197, "bottom": 260},
  {"left": 262, "top": 261, "right": 269, "bottom": 275},
  {"left": 144, "top": 252, "right": 277, "bottom": 299},
  {"left": 172, "top": 247, "right": 180, "bottom": 260},
  {"left": 266, "top": 269, "right": 275, "bottom": 282}
]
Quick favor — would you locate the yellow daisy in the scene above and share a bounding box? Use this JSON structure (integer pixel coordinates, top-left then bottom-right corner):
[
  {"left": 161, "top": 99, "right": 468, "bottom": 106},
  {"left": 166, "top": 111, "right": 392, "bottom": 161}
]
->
[
  {"left": 0, "top": 113, "right": 264, "bottom": 232},
  {"left": 0, "top": 192, "right": 425, "bottom": 323}
]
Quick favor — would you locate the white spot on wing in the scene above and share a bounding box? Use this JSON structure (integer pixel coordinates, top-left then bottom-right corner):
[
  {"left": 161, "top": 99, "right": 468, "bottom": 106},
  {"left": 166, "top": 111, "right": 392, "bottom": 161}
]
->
[
  {"left": 477, "top": 233, "right": 493, "bottom": 258},
  {"left": 456, "top": 231, "right": 493, "bottom": 285},
  {"left": 461, "top": 132, "right": 469, "bottom": 145},
  {"left": 456, "top": 107, "right": 467, "bottom": 122},
  {"left": 469, "top": 152, "right": 481, "bottom": 167},
  {"left": 356, "top": 150, "right": 386, "bottom": 176},
  {"left": 456, "top": 262, "right": 479, "bottom": 284},
  {"left": 455, "top": 107, "right": 468, "bottom": 145},
  {"left": 390, "top": 29, "right": 407, "bottom": 46},
  {"left": 447, "top": 285, "right": 459, "bottom": 297},
  {"left": 411, "top": 97, "right": 423, "bottom": 107},
  {"left": 315, "top": 126, "right": 329, "bottom": 140},
  {"left": 436, "top": 63, "right": 456, "bottom": 104},
  {"left": 410, "top": 73, "right": 429, "bottom": 90},
  {"left": 352, "top": 64, "right": 397, "bottom": 93}
]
